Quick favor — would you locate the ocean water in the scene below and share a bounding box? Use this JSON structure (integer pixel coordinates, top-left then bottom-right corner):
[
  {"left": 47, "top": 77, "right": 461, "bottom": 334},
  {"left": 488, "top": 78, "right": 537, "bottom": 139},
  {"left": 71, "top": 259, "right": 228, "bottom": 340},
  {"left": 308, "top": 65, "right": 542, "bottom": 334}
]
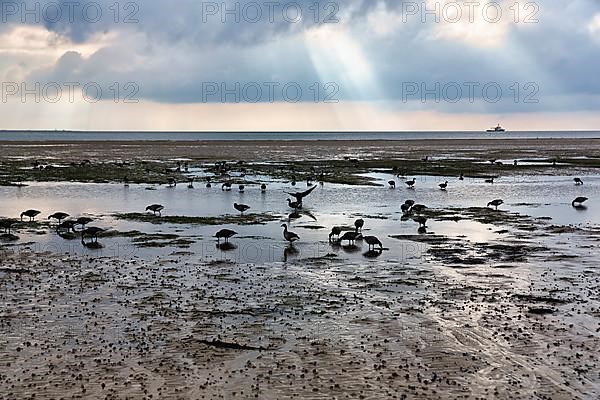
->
[{"left": 1, "top": 130, "right": 600, "bottom": 141}]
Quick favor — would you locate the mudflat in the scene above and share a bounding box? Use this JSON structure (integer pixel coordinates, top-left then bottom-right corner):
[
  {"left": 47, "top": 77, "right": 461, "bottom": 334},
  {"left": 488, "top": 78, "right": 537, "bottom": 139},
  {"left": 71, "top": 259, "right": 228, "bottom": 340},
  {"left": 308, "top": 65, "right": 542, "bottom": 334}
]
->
[{"left": 0, "top": 138, "right": 599, "bottom": 399}]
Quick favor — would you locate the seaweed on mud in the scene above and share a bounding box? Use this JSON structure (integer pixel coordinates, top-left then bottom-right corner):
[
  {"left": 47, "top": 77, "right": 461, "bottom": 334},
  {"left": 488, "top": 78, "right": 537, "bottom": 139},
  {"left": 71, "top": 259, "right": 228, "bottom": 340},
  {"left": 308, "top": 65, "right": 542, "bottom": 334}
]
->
[
  {"left": 427, "top": 246, "right": 488, "bottom": 265},
  {"left": 296, "top": 225, "right": 327, "bottom": 230},
  {"left": 0, "top": 160, "right": 188, "bottom": 186},
  {"left": 528, "top": 307, "right": 556, "bottom": 315},
  {"left": 303, "top": 254, "right": 340, "bottom": 266},
  {"left": 103, "top": 230, "right": 196, "bottom": 248},
  {"left": 194, "top": 339, "right": 266, "bottom": 351},
  {"left": 483, "top": 243, "right": 549, "bottom": 263},
  {"left": 0, "top": 233, "right": 19, "bottom": 242},
  {"left": 113, "top": 212, "right": 280, "bottom": 226},
  {"left": 388, "top": 234, "right": 453, "bottom": 245},
  {"left": 0, "top": 267, "right": 30, "bottom": 273},
  {"left": 136, "top": 239, "right": 195, "bottom": 248},
  {"left": 513, "top": 294, "right": 570, "bottom": 305}
]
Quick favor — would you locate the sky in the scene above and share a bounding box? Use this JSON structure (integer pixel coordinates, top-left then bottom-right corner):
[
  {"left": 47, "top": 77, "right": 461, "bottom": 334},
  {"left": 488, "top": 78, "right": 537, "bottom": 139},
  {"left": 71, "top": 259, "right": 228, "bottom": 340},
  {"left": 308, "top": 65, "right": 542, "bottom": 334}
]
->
[{"left": 1, "top": 0, "right": 600, "bottom": 131}]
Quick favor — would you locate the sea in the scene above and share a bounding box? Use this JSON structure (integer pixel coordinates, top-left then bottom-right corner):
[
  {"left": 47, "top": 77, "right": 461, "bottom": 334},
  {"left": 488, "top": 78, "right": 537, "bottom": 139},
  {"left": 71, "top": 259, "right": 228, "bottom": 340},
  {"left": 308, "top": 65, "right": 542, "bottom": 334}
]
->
[{"left": 0, "top": 130, "right": 599, "bottom": 141}]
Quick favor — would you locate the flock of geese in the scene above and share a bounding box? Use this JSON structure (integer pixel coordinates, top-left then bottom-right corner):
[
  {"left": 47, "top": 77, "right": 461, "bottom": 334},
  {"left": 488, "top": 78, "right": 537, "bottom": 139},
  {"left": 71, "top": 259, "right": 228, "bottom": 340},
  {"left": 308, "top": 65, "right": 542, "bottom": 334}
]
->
[{"left": 0, "top": 173, "right": 590, "bottom": 253}]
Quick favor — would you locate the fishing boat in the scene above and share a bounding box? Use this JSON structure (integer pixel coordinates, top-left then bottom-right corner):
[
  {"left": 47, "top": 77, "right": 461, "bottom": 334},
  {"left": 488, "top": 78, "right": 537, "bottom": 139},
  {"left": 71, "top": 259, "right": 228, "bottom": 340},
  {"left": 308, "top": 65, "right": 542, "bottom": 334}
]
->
[{"left": 486, "top": 124, "right": 506, "bottom": 133}]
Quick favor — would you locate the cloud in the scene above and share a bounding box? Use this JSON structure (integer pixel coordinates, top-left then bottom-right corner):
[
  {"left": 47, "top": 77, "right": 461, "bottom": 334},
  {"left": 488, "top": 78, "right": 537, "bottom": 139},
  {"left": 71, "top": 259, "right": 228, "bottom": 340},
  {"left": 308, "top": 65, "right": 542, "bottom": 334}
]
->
[{"left": 0, "top": 0, "right": 600, "bottom": 118}]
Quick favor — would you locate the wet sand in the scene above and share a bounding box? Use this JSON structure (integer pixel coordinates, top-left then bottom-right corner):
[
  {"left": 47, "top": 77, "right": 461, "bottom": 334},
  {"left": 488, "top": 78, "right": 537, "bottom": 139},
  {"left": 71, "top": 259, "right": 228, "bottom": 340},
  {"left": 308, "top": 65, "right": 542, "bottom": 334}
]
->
[
  {"left": 2, "top": 138, "right": 600, "bottom": 162},
  {"left": 1, "top": 139, "right": 600, "bottom": 399}
]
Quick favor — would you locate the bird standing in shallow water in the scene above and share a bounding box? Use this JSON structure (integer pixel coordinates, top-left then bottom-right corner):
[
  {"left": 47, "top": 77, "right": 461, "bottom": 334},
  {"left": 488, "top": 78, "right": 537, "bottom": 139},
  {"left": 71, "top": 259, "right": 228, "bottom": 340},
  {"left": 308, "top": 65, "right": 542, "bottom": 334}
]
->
[
  {"left": 20, "top": 210, "right": 41, "bottom": 221},
  {"left": 0, "top": 219, "right": 17, "bottom": 234},
  {"left": 146, "top": 204, "right": 164, "bottom": 216},
  {"left": 388, "top": 180, "right": 396, "bottom": 189},
  {"left": 75, "top": 217, "right": 93, "bottom": 230},
  {"left": 406, "top": 178, "right": 416, "bottom": 188},
  {"left": 215, "top": 229, "right": 237, "bottom": 244},
  {"left": 439, "top": 181, "right": 448, "bottom": 190},
  {"left": 329, "top": 226, "right": 342, "bottom": 241},
  {"left": 354, "top": 218, "right": 364, "bottom": 233},
  {"left": 572, "top": 197, "right": 588, "bottom": 207},
  {"left": 57, "top": 220, "right": 77, "bottom": 234},
  {"left": 413, "top": 215, "right": 427, "bottom": 228},
  {"left": 574, "top": 178, "right": 584, "bottom": 185},
  {"left": 81, "top": 227, "right": 104, "bottom": 245},
  {"left": 234, "top": 203, "right": 250, "bottom": 214},
  {"left": 340, "top": 231, "right": 360, "bottom": 246},
  {"left": 363, "top": 236, "right": 383, "bottom": 251},
  {"left": 281, "top": 224, "right": 300, "bottom": 244},
  {"left": 411, "top": 204, "right": 427, "bottom": 213},
  {"left": 48, "top": 212, "right": 69, "bottom": 224},
  {"left": 487, "top": 199, "right": 504, "bottom": 210},
  {"left": 261, "top": 184, "right": 267, "bottom": 192},
  {"left": 287, "top": 198, "right": 302, "bottom": 210}
]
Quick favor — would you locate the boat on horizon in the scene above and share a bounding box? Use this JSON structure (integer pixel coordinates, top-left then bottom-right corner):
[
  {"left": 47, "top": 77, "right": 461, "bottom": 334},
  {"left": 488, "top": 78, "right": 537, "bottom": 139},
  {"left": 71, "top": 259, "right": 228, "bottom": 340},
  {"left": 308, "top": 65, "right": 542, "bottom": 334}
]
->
[{"left": 487, "top": 124, "right": 506, "bottom": 133}]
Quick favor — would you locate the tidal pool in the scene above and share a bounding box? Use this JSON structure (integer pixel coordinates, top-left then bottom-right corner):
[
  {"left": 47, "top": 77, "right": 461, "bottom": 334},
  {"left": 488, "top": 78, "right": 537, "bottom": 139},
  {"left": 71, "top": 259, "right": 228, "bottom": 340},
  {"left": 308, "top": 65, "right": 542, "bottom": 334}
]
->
[{"left": 0, "top": 173, "right": 597, "bottom": 264}]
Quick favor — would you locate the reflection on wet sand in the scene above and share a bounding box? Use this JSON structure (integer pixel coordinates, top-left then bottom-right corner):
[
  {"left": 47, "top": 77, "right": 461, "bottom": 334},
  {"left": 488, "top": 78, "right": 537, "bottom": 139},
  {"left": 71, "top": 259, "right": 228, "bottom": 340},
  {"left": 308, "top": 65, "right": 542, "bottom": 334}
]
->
[{"left": 1, "top": 148, "right": 600, "bottom": 398}]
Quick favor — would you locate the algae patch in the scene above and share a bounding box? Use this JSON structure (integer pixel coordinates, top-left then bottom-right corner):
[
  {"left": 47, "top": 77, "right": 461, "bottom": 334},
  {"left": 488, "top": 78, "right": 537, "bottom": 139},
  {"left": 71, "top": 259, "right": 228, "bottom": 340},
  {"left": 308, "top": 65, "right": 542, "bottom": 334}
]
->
[{"left": 113, "top": 213, "right": 280, "bottom": 226}]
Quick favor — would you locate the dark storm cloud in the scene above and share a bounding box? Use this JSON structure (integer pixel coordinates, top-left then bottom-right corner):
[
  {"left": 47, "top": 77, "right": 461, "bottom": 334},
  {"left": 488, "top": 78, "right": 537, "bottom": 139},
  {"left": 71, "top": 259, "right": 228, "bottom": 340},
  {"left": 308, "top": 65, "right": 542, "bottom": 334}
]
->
[{"left": 3, "top": 0, "right": 600, "bottom": 112}]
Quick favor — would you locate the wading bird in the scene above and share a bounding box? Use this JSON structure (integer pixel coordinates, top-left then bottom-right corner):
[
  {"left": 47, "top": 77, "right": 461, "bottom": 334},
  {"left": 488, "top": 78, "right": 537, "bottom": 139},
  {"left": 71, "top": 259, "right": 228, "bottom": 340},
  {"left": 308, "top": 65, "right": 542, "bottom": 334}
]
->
[
  {"left": 439, "top": 181, "right": 448, "bottom": 190},
  {"left": 328, "top": 226, "right": 342, "bottom": 241},
  {"left": 572, "top": 197, "right": 588, "bottom": 207},
  {"left": 354, "top": 218, "right": 364, "bottom": 233},
  {"left": 287, "top": 198, "right": 302, "bottom": 210},
  {"left": 281, "top": 224, "right": 300, "bottom": 244},
  {"left": 48, "top": 212, "right": 69, "bottom": 224},
  {"left": 401, "top": 203, "right": 412, "bottom": 214},
  {"left": 286, "top": 185, "right": 317, "bottom": 204},
  {"left": 20, "top": 209, "right": 41, "bottom": 221},
  {"left": 167, "top": 178, "right": 177, "bottom": 188},
  {"left": 0, "top": 218, "right": 17, "bottom": 234},
  {"left": 388, "top": 180, "right": 396, "bottom": 189},
  {"left": 405, "top": 178, "right": 416, "bottom": 188},
  {"left": 57, "top": 220, "right": 77, "bottom": 234},
  {"left": 487, "top": 199, "right": 504, "bottom": 210},
  {"left": 222, "top": 182, "right": 232, "bottom": 191},
  {"left": 574, "top": 178, "right": 584, "bottom": 185},
  {"left": 459, "top": 173, "right": 464, "bottom": 181},
  {"left": 234, "top": 203, "right": 250, "bottom": 214},
  {"left": 239, "top": 184, "right": 245, "bottom": 193},
  {"left": 146, "top": 204, "right": 164, "bottom": 216},
  {"left": 215, "top": 229, "right": 237, "bottom": 244},
  {"left": 81, "top": 227, "right": 104, "bottom": 245},
  {"left": 364, "top": 236, "right": 383, "bottom": 251},
  {"left": 75, "top": 217, "right": 93, "bottom": 230},
  {"left": 413, "top": 215, "right": 427, "bottom": 227},
  {"left": 411, "top": 204, "right": 427, "bottom": 213},
  {"left": 188, "top": 178, "right": 194, "bottom": 189},
  {"left": 340, "top": 231, "right": 359, "bottom": 246},
  {"left": 261, "top": 183, "right": 267, "bottom": 192}
]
